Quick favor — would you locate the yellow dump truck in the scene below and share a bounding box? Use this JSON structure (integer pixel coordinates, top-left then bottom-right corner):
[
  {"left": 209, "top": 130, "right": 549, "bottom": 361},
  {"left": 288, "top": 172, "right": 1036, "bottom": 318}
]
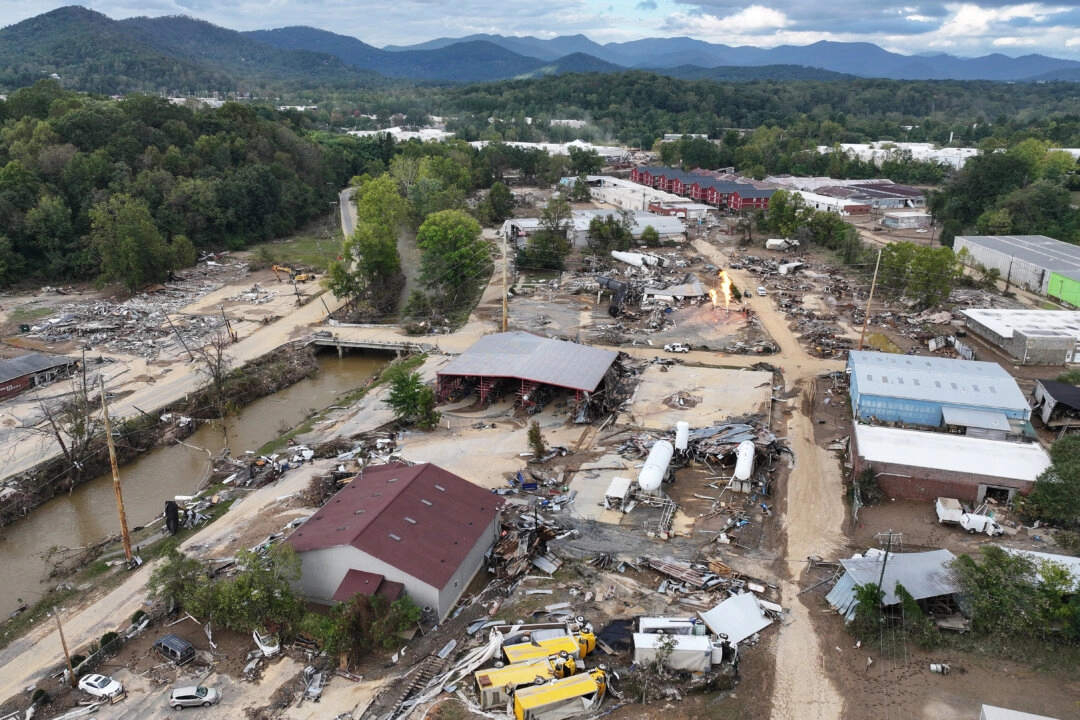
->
[
  {"left": 503, "top": 632, "right": 596, "bottom": 665},
  {"left": 512, "top": 668, "right": 607, "bottom": 720}
]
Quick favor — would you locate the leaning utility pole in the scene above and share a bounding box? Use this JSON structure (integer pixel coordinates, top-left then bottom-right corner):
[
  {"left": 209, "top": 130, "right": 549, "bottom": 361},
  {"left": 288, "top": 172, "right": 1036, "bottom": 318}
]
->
[
  {"left": 501, "top": 232, "right": 509, "bottom": 333},
  {"left": 857, "top": 247, "right": 883, "bottom": 351},
  {"left": 54, "top": 607, "right": 77, "bottom": 688},
  {"left": 99, "top": 375, "right": 133, "bottom": 564}
]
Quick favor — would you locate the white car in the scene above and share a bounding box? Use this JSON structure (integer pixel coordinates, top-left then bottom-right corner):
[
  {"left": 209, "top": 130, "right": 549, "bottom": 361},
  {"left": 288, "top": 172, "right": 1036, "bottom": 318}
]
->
[
  {"left": 79, "top": 673, "right": 124, "bottom": 698},
  {"left": 663, "top": 343, "right": 690, "bottom": 353},
  {"left": 756, "top": 286, "right": 767, "bottom": 296},
  {"left": 915, "top": 228, "right": 929, "bottom": 233}
]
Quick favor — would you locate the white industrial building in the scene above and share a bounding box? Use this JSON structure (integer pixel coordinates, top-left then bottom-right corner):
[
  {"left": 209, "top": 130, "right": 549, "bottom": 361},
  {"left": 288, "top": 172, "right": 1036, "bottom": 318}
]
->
[
  {"left": 882, "top": 211, "right": 932, "bottom": 229},
  {"left": 792, "top": 190, "right": 870, "bottom": 215},
  {"left": 578, "top": 175, "right": 685, "bottom": 211},
  {"left": 469, "top": 139, "right": 631, "bottom": 164},
  {"left": 501, "top": 209, "right": 685, "bottom": 248},
  {"left": 962, "top": 309, "right": 1080, "bottom": 364},
  {"left": 953, "top": 235, "right": 1080, "bottom": 297},
  {"left": 347, "top": 127, "right": 455, "bottom": 142},
  {"left": 819, "top": 142, "right": 981, "bottom": 170}
]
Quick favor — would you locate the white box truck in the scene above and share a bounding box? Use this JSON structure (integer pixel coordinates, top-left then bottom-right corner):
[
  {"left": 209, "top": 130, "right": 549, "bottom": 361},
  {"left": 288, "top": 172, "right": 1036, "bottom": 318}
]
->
[{"left": 935, "top": 498, "right": 964, "bottom": 524}]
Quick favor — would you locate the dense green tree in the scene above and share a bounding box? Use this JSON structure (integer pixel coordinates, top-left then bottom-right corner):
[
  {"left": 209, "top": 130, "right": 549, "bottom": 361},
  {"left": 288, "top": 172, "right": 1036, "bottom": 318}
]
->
[
  {"left": 586, "top": 212, "right": 633, "bottom": 254},
  {"left": 385, "top": 365, "right": 440, "bottom": 429},
  {"left": 485, "top": 181, "right": 515, "bottom": 224},
  {"left": 415, "top": 209, "right": 491, "bottom": 311},
  {"left": 1026, "top": 435, "right": 1080, "bottom": 529},
  {"left": 89, "top": 193, "right": 175, "bottom": 292}
]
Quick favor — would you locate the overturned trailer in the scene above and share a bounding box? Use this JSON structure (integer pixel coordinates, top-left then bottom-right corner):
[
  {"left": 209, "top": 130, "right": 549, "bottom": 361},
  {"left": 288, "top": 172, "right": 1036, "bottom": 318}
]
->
[{"left": 513, "top": 668, "right": 608, "bottom": 720}]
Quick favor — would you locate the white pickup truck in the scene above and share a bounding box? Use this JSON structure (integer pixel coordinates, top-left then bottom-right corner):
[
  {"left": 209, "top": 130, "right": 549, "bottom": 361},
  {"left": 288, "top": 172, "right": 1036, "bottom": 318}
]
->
[{"left": 664, "top": 343, "right": 690, "bottom": 353}]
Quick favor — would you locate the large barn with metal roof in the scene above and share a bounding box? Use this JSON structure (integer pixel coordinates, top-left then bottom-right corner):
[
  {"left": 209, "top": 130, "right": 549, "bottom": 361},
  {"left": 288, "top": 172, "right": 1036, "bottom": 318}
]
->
[
  {"left": 286, "top": 462, "right": 503, "bottom": 619},
  {"left": 846, "top": 350, "right": 1030, "bottom": 428},
  {"left": 437, "top": 331, "right": 619, "bottom": 414}
]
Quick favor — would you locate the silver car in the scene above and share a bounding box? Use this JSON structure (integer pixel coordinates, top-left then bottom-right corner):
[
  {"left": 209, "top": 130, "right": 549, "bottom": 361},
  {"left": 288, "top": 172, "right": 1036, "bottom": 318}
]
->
[{"left": 169, "top": 685, "right": 220, "bottom": 709}]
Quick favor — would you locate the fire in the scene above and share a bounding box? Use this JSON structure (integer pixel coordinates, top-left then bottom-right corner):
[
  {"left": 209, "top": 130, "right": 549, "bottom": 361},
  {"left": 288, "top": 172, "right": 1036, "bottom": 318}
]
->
[
  {"left": 708, "top": 289, "right": 719, "bottom": 308},
  {"left": 717, "top": 270, "right": 733, "bottom": 309}
]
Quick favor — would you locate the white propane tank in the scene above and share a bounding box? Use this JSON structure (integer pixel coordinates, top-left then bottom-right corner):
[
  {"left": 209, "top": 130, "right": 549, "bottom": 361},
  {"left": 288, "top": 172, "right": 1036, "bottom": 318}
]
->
[
  {"left": 638, "top": 440, "right": 674, "bottom": 493},
  {"left": 611, "top": 250, "right": 645, "bottom": 267},
  {"left": 675, "top": 421, "right": 690, "bottom": 451},
  {"left": 733, "top": 440, "right": 756, "bottom": 482}
]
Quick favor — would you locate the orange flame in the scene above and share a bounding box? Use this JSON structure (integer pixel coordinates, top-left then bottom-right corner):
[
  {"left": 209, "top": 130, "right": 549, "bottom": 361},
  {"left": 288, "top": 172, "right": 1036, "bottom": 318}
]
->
[
  {"left": 718, "top": 270, "right": 732, "bottom": 309},
  {"left": 708, "top": 289, "right": 719, "bottom": 308}
]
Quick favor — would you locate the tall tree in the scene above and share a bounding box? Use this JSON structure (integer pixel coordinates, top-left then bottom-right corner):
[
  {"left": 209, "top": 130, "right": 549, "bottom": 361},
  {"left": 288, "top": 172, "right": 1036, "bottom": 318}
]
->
[
  {"left": 415, "top": 209, "right": 491, "bottom": 309},
  {"left": 89, "top": 193, "right": 174, "bottom": 293}
]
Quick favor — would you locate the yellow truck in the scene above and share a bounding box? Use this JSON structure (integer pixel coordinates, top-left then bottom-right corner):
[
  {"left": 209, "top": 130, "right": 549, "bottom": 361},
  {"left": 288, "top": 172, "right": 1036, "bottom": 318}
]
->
[
  {"left": 502, "top": 632, "right": 595, "bottom": 665},
  {"left": 475, "top": 659, "right": 555, "bottom": 710},
  {"left": 512, "top": 668, "right": 607, "bottom": 720}
]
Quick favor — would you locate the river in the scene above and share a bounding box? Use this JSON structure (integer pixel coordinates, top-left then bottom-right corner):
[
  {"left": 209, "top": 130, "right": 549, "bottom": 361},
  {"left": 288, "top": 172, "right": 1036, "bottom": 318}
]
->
[{"left": 0, "top": 351, "right": 388, "bottom": 618}]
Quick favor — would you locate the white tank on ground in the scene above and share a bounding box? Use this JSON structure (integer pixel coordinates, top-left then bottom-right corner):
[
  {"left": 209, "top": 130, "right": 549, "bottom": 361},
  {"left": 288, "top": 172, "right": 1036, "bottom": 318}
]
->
[
  {"left": 638, "top": 440, "right": 674, "bottom": 493},
  {"left": 675, "top": 421, "right": 690, "bottom": 451},
  {"left": 733, "top": 440, "right": 756, "bottom": 482}
]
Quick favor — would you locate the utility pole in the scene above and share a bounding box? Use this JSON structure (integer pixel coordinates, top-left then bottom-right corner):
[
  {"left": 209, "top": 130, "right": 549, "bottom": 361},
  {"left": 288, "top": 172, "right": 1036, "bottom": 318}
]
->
[
  {"left": 54, "top": 607, "right": 77, "bottom": 688},
  {"left": 218, "top": 305, "right": 236, "bottom": 343},
  {"left": 99, "top": 375, "right": 133, "bottom": 564},
  {"left": 501, "top": 231, "right": 509, "bottom": 333},
  {"left": 166, "top": 314, "right": 195, "bottom": 361},
  {"left": 1003, "top": 255, "right": 1015, "bottom": 295},
  {"left": 857, "top": 247, "right": 883, "bottom": 351}
]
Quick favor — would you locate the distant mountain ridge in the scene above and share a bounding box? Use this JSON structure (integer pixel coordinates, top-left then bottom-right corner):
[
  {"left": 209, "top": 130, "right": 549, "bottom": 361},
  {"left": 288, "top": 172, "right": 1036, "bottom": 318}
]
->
[
  {"left": 1, "top": 5, "right": 1079, "bottom": 94},
  {"left": 380, "top": 33, "right": 1080, "bottom": 82}
]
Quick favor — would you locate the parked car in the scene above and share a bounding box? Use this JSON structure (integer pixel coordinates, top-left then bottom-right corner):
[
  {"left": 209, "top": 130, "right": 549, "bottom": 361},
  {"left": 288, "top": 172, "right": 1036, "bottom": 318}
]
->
[
  {"left": 756, "top": 286, "right": 767, "bottom": 296},
  {"left": 663, "top": 343, "right": 690, "bottom": 353},
  {"left": 79, "top": 673, "right": 123, "bottom": 698},
  {"left": 915, "top": 228, "right": 929, "bottom": 233},
  {"left": 169, "top": 685, "right": 220, "bottom": 709}
]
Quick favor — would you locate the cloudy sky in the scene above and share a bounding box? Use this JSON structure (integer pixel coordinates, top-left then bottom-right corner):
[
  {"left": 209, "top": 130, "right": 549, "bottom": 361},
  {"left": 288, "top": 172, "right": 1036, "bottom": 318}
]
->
[{"left": 6, "top": 0, "right": 1080, "bottom": 59}]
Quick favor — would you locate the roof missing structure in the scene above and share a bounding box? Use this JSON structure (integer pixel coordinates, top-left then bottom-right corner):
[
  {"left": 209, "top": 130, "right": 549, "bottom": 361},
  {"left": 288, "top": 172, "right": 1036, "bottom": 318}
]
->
[
  {"left": 437, "top": 331, "right": 618, "bottom": 394},
  {"left": 941, "top": 406, "right": 1011, "bottom": 431},
  {"left": 826, "top": 549, "right": 961, "bottom": 622},
  {"left": 287, "top": 462, "right": 503, "bottom": 590}
]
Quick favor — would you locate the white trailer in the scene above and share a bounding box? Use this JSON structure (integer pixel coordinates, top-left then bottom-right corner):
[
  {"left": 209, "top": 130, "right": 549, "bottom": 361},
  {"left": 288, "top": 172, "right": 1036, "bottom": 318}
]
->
[{"left": 935, "top": 497, "right": 964, "bottom": 524}]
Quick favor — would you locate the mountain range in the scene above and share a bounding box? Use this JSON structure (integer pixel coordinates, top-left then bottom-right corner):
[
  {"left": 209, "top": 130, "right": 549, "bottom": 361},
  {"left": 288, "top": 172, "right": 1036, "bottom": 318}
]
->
[{"left": 1, "top": 6, "right": 1079, "bottom": 96}]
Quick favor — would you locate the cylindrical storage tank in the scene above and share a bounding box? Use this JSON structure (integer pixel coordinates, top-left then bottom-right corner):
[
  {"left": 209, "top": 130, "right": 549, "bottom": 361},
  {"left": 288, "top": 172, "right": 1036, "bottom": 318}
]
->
[
  {"left": 733, "top": 440, "right": 756, "bottom": 482},
  {"left": 638, "top": 440, "right": 674, "bottom": 493},
  {"left": 611, "top": 251, "right": 645, "bottom": 267},
  {"left": 674, "top": 421, "right": 690, "bottom": 451}
]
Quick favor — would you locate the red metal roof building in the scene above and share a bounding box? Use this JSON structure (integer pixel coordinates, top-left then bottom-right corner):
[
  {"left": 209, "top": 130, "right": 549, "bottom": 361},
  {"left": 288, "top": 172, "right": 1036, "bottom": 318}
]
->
[{"left": 287, "top": 462, "right": 503, "bottom": 619}]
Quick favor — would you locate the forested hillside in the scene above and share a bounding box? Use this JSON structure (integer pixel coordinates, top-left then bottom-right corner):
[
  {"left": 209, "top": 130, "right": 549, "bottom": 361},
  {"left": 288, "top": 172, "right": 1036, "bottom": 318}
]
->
[{"left": 0, "top": 81, "right": 394, "bottom": 288}]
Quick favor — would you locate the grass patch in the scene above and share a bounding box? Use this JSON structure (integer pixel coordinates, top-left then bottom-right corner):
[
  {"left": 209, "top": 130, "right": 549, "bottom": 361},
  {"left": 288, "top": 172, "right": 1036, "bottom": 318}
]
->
[
  {"left": 9, "top": 304, "right": 55, "bottom": 323},
  {"left": 248, "top": 230, "right": 341, "bottom": 273},
  {"left": 0, "top": 584, "right": 82, "bottom": 651}
]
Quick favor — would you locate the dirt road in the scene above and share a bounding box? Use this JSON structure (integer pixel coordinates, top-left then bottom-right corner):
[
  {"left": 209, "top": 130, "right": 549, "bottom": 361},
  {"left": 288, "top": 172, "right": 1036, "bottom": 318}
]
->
[{"left": 694, "top": 238, "right": 847, "bottom": 720}]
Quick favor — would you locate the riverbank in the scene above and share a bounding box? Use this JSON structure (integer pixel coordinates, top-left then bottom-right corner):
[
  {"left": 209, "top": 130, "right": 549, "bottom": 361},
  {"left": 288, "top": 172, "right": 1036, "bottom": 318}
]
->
[{"left": 0, "top": 344, "right": 322, "bottom": 529}]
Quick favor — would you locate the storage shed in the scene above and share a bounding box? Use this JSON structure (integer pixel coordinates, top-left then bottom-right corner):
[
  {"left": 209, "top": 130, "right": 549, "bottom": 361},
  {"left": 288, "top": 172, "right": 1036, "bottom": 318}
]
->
[
  {"left": 1032, "top": 379, "right": 1080, "bottom": 428},
  {"left": 826, "top": 549, "right": 962, "bottom": 622},
  {"left": 846, "top": 350, "right": 1030, "bottom": 427}
]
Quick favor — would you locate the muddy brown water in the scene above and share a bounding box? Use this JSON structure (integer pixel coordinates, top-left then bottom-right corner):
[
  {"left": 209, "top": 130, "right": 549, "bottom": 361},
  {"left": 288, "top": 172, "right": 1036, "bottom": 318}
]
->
[{"left": 0, "top": 351, "right": 387, "bottom": 618}]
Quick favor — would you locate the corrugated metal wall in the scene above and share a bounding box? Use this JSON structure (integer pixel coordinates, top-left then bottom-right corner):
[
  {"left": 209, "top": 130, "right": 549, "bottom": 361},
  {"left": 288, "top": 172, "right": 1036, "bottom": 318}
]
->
[
  {"left": 1048, "top": 272, "right": 1080, "bottom": 308},
  {"left": 954, "top": 238, "right": 1049, "bottom": 294}
]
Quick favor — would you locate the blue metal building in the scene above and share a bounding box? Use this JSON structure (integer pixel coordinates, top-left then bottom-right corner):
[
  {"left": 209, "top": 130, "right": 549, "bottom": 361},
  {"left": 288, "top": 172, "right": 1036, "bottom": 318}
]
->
[{"left": 847, "top": 351, "right": 1030, "bottom": 426}]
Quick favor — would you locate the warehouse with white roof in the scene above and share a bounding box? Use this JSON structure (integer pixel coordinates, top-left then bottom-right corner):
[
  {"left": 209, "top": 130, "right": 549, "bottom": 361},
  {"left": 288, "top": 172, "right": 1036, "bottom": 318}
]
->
[
  {"left": 962, "top": 309, "right": 1080, "bottom": 365},
  {"left": 852, "top": 424, "right": 1051, "bottom": 503},
  {"left": 846, "top": 350, "right": 1031, "bottom": 428},
  {"left": 952, "top": 234, "right": 1080, "bottom": 297}
]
